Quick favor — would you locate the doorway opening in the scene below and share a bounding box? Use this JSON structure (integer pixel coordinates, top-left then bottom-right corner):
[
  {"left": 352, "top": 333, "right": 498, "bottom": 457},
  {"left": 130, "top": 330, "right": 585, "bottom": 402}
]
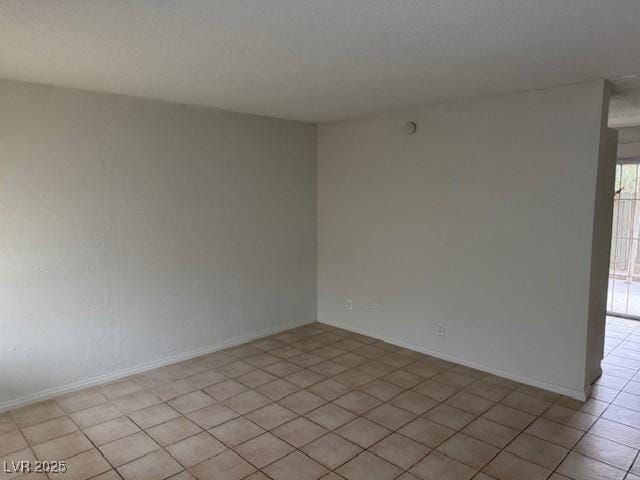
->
[{"left": 607, "top": 159, "right": 640, "bottom": 319}]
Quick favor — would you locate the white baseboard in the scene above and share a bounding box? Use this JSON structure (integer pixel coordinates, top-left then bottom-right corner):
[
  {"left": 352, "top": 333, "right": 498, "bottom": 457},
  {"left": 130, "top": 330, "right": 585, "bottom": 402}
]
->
[
  {"left": 0, "top": 319, "right": 313, "bottom": 414},
  {"left": 320, "top": 319, "right": 589, "bottom": 401}
]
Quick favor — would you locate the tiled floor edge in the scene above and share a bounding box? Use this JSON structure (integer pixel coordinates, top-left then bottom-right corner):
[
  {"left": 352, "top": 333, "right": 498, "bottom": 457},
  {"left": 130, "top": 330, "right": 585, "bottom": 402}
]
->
[
  {"left": 318, "top": 319, "right": 589, "bottom": 402},
  {"left": 0, "top": 318, "right": 315, "bottom": 414}
]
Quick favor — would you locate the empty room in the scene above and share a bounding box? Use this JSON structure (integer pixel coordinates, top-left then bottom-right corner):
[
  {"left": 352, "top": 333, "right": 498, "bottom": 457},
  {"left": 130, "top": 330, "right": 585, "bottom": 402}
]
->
[{"left": 2, "top": 1, "right": 640, "bottom": 479}]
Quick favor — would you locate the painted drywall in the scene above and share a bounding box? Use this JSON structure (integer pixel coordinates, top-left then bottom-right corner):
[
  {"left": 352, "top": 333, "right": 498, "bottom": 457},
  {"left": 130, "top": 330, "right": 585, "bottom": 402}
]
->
[
  {"left": 618, "top": 126, "right": 640, "bottom": 159},
  {"left": 0, "top": 79, "right": 317, "bottom": 409},
  {"left": 318, "top": 80, "right": 611, "bottom": 399},
  {"left": 585, "top": 120, "right": 618, "bottom": 385}
]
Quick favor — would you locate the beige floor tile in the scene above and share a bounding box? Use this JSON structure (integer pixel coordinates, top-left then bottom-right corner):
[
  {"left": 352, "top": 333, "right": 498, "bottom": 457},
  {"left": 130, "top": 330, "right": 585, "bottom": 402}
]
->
[
  {"left": 382, "top": 370, "right": 423, "bottom": 389},
  {"left": 11, "top": 401, "right": 65, "bottom": 428},
  {"left": 602, "top": 404, "right": 640, "bottom": 430},
  {"left": 304, "top": 403, "right": 356, "bottom": 430},
  {"left": 364, "top": 403, "right": 415, "bottom": 430},
  {"left": 271, "top": 346, "right": 304, "bottom": 360},
  {"left": 543, "top": 404, "right": 597, "bottom": 431},
  {"left": 555, "top": 396, "right": 608, "bottom": 416},
  {"left": 556, "top": 452, "right": 626, "bottom": 480},
  {"left": 302, "top": 432, "right": 362, "bottom": 469},
  {"left": 481, "top": 404, "right": 536, "bottom": 431},
  {"left": 431, "top": 371, "right": 476, "bottom": 389},
  {"left": 312, "top": 347, "right": 346, "bottom": 360},
  {"left": 369, "top": 433, "right": 430, "bottom": 470},
  {"left": 445, "top": 392, "right": 494, "bottom": 416},
  {"left": 129, "top": 404, "right": 181, "bottom": 429},
  {"left": 234, "top": 432, "right": 295, "bottom": 468},
  {"left": 153, "top": 381, "right": 199, "bottom": 402},
  {"left": 284, "top": 369, "right": 325, "bottom": 388},
  {"left": 333, "top": 391, "right": 381, "bottom": 415},
  {"left": 406, "top": 361, "right": 445, "bottom": 379},
  {"left": 334, "top": 418, "right": 390, "bottom": 448},
  {"left": 504, "top": 433, "right": 568, "bottom": 470},
  {"left": 461, "top": 418, "right": 518, "bottom": 448},
  {"left": 263, "top": 451, "right": 328, "bottom": 480},
  {"left": 333, "top": 353, "right": 366, "bottom": 369},
  {"left": 613, "top": 391, "right": 640, "bottom": 412},
  {"left": 113, "top": 391, "right": 162, "bottom": 414},
  {"left": 308, "top": 379, "right": 351, "bottom": 401},
  {"left": 632, "top": 454, "right": 640, "bottom": 475},
  {"left": 91, "top": 471, "right": 123, "bottom": 480},
  {"left": 516, "top": 385, "right": 559, "bottom": 403},
  {"left": 237, "top": 370, "right": 278, "bottom": 389},
  {"left": 0, "top": 416, "right": 17, "bottom": 435},
  {"left": 216, "top": 361, "right": 256, "bottom": 378},
  {"left": 0, "top": 448, "right": 36, "bottom": 480},
  {"left": 146, "top": 417, "right": 202, "bottom": 446},
  {"left": 245, "top": 403, "right": 297, "bottom": 430},
  {"left": 524, "top": 418, "right": 583, "bottom": 449},
  {"left": 224, "top": 391, "right": 272, "bottom": 415},
  {"left": 57, "top": 390, "right": 107, "bottom": 414},
  {"left": 589, "top": 418, "right": 640, "bottom": 449},
  {"left": 256, "top": 379, "right": 300, "bottom": 401},
  {"left": 84, "top": 416, "right": 140, "bottom": 446},
  {"left": 391, "top": 391, "right": 438, "bottom": 415},
  {"left": 244, "top": 353, "right": 280, "bottom": 369},
  {"left": 358, "top": 361, "right": 396, "bottom": 378},
  {"left": 464, "top": 380, "right": 513, "bottom": 402},
  {"left": 397, "top": 418, "right": 455, "bottom": 448},
  {"left": 168, "top": 391, "right": 215, "bottom": 415},
  {"left": 189, "top": 450, "right": 255, "bottom": 480},
  {"left": 118, "top": 449, "right": 183, "bottom": 480},
  {"left": 332, "top": 369, "right": 376, "bottom": 388},
  {"left": 0, "top": 430, "right": 28, "bottom": 457},
  {"left": 166, "top": 431, "right": 226, "bottom": 467},
  {"left": 135, "top": 368, "right": 180, "bottom": 390},
  {"left": 9, "top": 321, "right": 640, "bottom": 480},
  {"left": 71, "top": 403, "right": 123, "bottom": 429},
  {"left": 278, "top": 391, "right": 326, "bottom": 415},
  {"left": 482, "top": 451, "right": 550, "bottom": 480},
  {"left": 184, "top": 370, "right": 227, "bottom": 389},
  {"left": 100, "top": 431, "right": 160, "bottom": 466},
  {"left": 21, "top": 416, "right": 77, "bottom": 445},
  {"left": 32, "top": 430, "right": 93, "bottom": 460},
  {"left": 358, "top": 379, "right": 403, "bottom": 401},
  {"left": 412, "top": 380, "right": 458, "bottom": 403},
  {"left": 203, "top": 380, "right": 248, "bottom": 401},
  {"left": 500, "top": 392, "right": 551, "bottom": 416},
  {"left": 309, "top": 361, "right": 350, "bottom": 377},
  {"left": 62, "top": 449, "right": 112, "bottom": 480},
  {"left": 381, "top": 354, "right": 415, "bottom": 369},
  {"left": 409, "top": 450, "right": 476, "bottom": 480},
  {"left": 574, "top": 433, "right": 637, "bottom": 470},
  {"left": 187, "top": 403, "right": 239, "bottom": 429},
  {"left": 100, "top": 380, "right": 146, "bottom": 400},
  {"left": 424, "top": 404, "right": 476, "bottom": 430},
  {"left": 437, "top": 433, "right": 499, "bottom": 469},
  {"left": 289, "top": 353, "right": 324, "bottom": 369},
  {"left": 337, "top": 451, "right": 403, "bottom": 480},
  {"left": 272, "top": 417, "right": 327, "bottom": 448},
  {"left": 210, "top": 417, "right": 265, "bottom": 447}
]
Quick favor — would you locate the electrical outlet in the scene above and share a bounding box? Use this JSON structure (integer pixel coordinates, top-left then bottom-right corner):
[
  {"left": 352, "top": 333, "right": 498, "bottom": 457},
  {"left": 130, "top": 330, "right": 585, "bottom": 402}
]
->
[
  {"left": 346, "top": 299, "right": 353, "bottom": 311},
  {"left": 436, "top": 323, "right": 445, "bottom": 336}
]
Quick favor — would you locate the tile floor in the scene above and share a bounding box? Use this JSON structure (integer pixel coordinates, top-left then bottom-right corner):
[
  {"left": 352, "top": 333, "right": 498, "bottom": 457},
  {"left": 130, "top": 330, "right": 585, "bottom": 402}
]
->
[{"left": 3, "top": 317, "right": 640, "bottom": 480}]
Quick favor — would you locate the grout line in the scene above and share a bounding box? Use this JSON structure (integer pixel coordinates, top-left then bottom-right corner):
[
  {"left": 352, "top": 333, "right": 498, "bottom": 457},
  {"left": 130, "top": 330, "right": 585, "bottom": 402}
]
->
[{"left": 7, "top": 319, "right": 640, "bottom": 480}]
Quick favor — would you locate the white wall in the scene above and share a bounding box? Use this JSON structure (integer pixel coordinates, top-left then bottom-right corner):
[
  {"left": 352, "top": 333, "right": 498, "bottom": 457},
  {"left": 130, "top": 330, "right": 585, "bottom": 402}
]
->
[
  {"left": 618, "top": 126, "right": 640, "bottom": 159},
  {"left": 318, "top": 80, "right": 612, "bottom": 399},
  {"left": 0, "top": 80, "right": 317, "bottom": 410}
]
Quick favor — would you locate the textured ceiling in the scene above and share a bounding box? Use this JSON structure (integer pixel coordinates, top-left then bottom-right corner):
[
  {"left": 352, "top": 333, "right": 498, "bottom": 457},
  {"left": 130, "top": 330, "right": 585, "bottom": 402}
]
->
[{"left": 1, "top": 1, "right": 640, "bottom": 123}]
